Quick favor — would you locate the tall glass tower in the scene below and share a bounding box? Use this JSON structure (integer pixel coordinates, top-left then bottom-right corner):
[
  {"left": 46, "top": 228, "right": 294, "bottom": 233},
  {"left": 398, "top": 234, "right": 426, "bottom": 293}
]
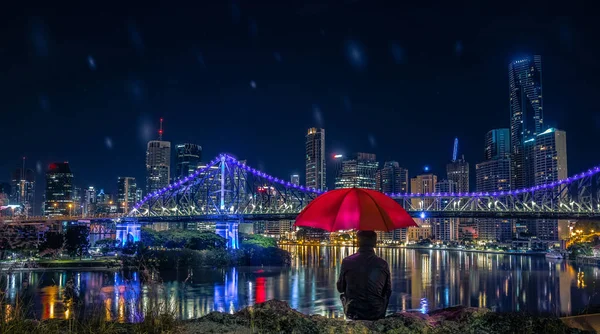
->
[
  {"left": 146, "top": 119, "right": 171, "bottom": 194},
  {"left": 305, "top": 128, "right": 326, "bottom": 190},
  {"left": 175, "top": 143, "right": 202, "bottom": 179},
  {"left": 45, "top": 162, "right": 74, "bottom": 217},
  {"left": 509, "top": 55, "right": 543, "bottom": 189}
]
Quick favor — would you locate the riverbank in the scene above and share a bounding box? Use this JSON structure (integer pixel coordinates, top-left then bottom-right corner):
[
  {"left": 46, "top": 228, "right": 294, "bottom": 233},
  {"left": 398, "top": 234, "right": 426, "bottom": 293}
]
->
[
  {"left": 0, "top": 258, "right": 122, "bottom": 272},
  {"left": 281, "top": 242, "right": 548, "bottom": 256},
  {"left": 2, "top": 300, "right": 591, "bottom": 334}
]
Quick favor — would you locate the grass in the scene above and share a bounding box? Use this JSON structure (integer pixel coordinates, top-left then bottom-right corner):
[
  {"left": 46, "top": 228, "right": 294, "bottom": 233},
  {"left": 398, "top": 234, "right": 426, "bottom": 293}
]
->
[{"left": 0, "top": 259, "right": 176, "bottom": 334}]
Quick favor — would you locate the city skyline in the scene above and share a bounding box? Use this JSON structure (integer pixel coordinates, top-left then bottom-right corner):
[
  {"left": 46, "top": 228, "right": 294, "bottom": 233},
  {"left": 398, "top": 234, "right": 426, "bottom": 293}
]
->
[{"left": 1, "top": 3, "right": 598, "bottom": 205}]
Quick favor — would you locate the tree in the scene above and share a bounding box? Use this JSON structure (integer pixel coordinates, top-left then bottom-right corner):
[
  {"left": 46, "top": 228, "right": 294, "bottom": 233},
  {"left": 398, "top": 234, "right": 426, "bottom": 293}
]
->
[
  {"left": 568, "top": 242, "right": 593, "bottom": 259},
  {"left": 240, "top": 234, "right": 277, "bottom": 248},
  {"left": 95, "top": 238, "right": 118, "bottom": 255},
  {"left": 186, "top": 232, "right": 226, "bottom": 250},
  {"left": 65, "top": 225, "right": 90, "bottom": 259},
  {"left": 38, "top": 232, "right": 65, "bottom": 258}
]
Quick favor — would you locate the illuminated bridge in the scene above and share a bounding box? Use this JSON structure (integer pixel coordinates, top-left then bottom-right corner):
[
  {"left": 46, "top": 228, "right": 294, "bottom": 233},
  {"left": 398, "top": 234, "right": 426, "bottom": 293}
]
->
[{"left": 129, "top": 153, "right": 600, "bottom": 223}]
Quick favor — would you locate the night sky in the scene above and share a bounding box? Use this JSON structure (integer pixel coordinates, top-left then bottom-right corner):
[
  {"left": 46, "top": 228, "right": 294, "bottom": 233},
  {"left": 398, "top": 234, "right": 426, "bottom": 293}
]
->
[{"left": 1, "top": 3, "right": 598, "bottom": 206}]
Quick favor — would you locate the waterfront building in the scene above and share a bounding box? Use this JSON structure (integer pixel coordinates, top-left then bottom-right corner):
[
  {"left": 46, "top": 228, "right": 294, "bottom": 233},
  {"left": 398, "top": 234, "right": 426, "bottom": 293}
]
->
[
  {"left": 477, "top": 219, "right": 512, "bottom": 241},
  {"left": 253, "top": 220, "right": 294, "bottom": 239},
  {"left": 117, "top": 177, "right": 138, "bottom": 214},
  {"left": 334, "top": 153, "right": 378, "bottom": 190},
  {"left": 175, "top": 143, "right": 202, "bottom": 179},
  {"left": 376, "top": 161, "right": 408, "bottom": 194},
  {"left": 529, "top": 128, "right": 568, "bottom": 241},
  {"left": 305, "top": 127, "right": 326, "bottom": 191},
  {"left": 509, "top": 55, "right": 543, "bottom": 189},
  {"left": 408, "top": 173, "right": 436, "bottom": 241},
  {"left": 44, "top": 162, "right": 74, "bottom": 217},
  {"left": 431, "top": 218, "right": 458, "bottom": 241}
]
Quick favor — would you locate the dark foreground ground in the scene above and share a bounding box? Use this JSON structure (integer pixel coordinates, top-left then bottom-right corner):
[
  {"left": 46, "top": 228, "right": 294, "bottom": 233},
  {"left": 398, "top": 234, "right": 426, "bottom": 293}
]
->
[{"left": 2, "top": 300, "right": 594, "bottom": 333}]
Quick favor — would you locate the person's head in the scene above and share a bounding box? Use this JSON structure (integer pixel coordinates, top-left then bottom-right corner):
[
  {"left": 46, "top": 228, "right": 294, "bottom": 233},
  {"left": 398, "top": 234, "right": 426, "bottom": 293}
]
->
[{"left": 357, "top": 230, "right": 377, "bottom": 248}]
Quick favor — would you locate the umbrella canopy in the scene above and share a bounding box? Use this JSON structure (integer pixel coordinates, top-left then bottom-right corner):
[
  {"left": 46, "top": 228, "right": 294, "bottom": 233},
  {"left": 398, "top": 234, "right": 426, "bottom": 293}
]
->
[{"left": 294, "top": 188, "right": 417, "bottom": 232}]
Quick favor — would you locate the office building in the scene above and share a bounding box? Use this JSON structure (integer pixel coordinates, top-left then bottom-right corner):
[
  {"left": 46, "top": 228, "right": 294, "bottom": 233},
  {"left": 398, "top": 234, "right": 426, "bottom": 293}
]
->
[
  {"left": 533, "top": 128, "right": 567, "bottom": 188},
  {"left": 291, "top": 174, "right": 300, "bottom": 186},
  {"left": 376, "top": 161, "right": 408, "bottom": 194},
  {"left": 435, "top": 179, "right": 456, "bottom": 193},
  {"left": 146, "top": 141, "right": 171, "bottom": 194},
  {"left": 485, "top": 129, "right": 510, "bottom": 160},
  {"left": 509, "top": 56, "right": 543, "bottom": 189},
  {"left": 334, "top": 153, "right": 379, "bottom": 189},
  {"left": 44, "top": 162, "right": 74, "bottom": 217},
  {"left": 82, "top": 186, "right": 96, "bottom": 217},
  {"left": 476, "top": 159, "right": 512, "bottom": 193},
  {"left": 477, "top": 219, "right": 512, "bottom": 241},
  {"left": 253, "top": 220, "right": 294, "bottom": 239},
  {"left": 305, "top": 127, "right": 326, "bottom": 190},
  {"left": 117, "top": 177, "right": 138, "bottom": 214},
  {"left": 410, "top": 173, "right": 437, "bottom": 207},
  {"left": 10, "top": 167, "right": 35, "bottom": 216},
  {"left": 477, "top": 129, "right": 514, "bottom": 241},
  {"left": 531, "top": 128, "right": 568, "bottom": 241},
  {"left": 175, "top": 143, "right": 202, "bottom": 179},
  {"left": 407, "top": 173, "right": 437, "bottom": 241},
  {"left": 432, "top": 219, "right": 458, "bottom": 241},
  {"left": 432, "top": 180, "right": 458, "bottom": 241},
  {"left": 446, "top": 156, "right": 469, "bottom": 193}
]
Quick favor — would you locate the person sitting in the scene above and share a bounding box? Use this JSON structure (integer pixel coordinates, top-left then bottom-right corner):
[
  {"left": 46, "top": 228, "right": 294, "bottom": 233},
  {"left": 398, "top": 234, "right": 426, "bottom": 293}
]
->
[{"left": 336, "top": 230, "right": 391, "bottom": 320}]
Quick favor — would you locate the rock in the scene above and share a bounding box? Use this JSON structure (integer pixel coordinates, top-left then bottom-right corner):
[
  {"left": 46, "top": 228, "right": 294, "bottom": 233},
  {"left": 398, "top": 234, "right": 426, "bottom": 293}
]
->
[
  {"left": 428, "top": 305, "right": 489, "bottom": 326},
  {"left": 369, "top": 312, "right": 431, "bottom": 333},
  {"left": 179, "top": 300, "right": 592, "bottom": 334}
]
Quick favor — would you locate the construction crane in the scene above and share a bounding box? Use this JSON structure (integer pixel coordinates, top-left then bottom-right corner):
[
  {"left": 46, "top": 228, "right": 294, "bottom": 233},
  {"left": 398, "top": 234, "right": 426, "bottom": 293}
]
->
[{"left": 452, "top": 137, "right": 458, "bottom": 162}]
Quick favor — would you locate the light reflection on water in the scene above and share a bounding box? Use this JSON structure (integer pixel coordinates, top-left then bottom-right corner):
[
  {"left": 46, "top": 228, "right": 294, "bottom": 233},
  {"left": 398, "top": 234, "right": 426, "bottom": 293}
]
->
[{"left": 2, "top": 246, "right": 600, "bottom": 322}]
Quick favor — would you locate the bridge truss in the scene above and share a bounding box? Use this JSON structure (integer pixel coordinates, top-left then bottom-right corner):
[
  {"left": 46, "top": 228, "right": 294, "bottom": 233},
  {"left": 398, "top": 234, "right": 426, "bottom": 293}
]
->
[
  {"left": 389, "top": 166, "right": 600, "bottom": 219},
  {"left": 131, "top": 154, "right": 321, "bottom": 218},
  {"left": 130, "top": 154, "right": 600, "bottom": 221}
]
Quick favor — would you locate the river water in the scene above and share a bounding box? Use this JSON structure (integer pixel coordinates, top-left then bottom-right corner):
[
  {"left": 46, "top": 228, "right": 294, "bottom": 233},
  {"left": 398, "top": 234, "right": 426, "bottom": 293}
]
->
[{"left": 1, "top": 246, "right": 599, "bottom": 322}]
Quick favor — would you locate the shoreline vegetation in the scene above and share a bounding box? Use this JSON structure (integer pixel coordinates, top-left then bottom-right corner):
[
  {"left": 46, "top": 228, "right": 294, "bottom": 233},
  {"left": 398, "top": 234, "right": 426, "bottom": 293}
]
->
[{"left": 0, "top": 299, "right": 592, "bottom": 334}]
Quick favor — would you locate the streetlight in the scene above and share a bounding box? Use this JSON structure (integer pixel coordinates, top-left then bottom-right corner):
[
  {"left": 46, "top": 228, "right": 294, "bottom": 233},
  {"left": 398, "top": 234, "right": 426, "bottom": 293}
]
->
[{"left": 68, "top": 203, "right": 73, "bottom": 216}]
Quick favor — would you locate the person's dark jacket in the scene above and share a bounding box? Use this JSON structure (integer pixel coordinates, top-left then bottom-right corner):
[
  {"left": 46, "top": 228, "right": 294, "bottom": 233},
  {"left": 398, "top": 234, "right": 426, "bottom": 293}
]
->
[{"left": 336, "top": 247, "right": 391, "bottom": 320}]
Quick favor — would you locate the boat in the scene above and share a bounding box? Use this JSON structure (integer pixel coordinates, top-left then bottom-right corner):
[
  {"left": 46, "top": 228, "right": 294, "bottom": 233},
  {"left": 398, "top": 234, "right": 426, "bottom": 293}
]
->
[{"left": 545, "top": 250, "right": 564, "bottom": 259}]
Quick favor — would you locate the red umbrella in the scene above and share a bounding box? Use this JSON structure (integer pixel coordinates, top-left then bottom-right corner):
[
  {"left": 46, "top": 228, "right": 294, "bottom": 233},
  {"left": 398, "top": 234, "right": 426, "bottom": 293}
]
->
[{"left": 294, "top": 188, "right": 417, "bottom": 232}]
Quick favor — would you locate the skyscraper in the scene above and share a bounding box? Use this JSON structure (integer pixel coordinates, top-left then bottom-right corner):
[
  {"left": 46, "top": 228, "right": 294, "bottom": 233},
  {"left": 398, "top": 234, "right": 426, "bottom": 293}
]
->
[
  {"left": 305, "top": 127, "right": 326, "bottom": 190},
  {"left": 509, "top": 55, "right": 543, "bottom": 189},
  {"left": 175, "top": 143, "right": 202, "bottom": 179},
  {"left": 530, "top": 128, "right": 568, "bottom": 241},
  {"left": 82, "top": 186, "right": 96, "bottom": 217},
  {"left": 290, "top": 174, "right": 300, "bottom": 186},
  {"left": 408, "top": 173, "right": 436, "bottom": 241},
  {"left": 446, "top": 156, "right": 469, "bottom": 193},
  {"left": 10, "top": 165, "right": 35, "bottom": 217},
  {"left": 476, "top": 129, "right": 513, "bottom": 241},
  {"left": 146, "top": 119, "right": 171, "bottom": 194},
  {"left": 117, "top": 177, "right": 138, "bottom": 214},
  {"left": 44, "top": 162, "right": 74, "bottom": 217},
  {"left": 435, "top": 180, "right": 456, "bottom": 193},
  {"left": 376, "top": 161, "right": 409, "bottom": 194},
  {"left": 484, "top": 128, "right": 510, "bottom": 160},
  {"left": 475, "top": 159, "right": 512, "bottom": 193},
  {"left": 533, "top": 128, "right": 568, "bottom": 187},
  {"left": 334, "top": 153, "right": 378, "bottom": 190}
]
